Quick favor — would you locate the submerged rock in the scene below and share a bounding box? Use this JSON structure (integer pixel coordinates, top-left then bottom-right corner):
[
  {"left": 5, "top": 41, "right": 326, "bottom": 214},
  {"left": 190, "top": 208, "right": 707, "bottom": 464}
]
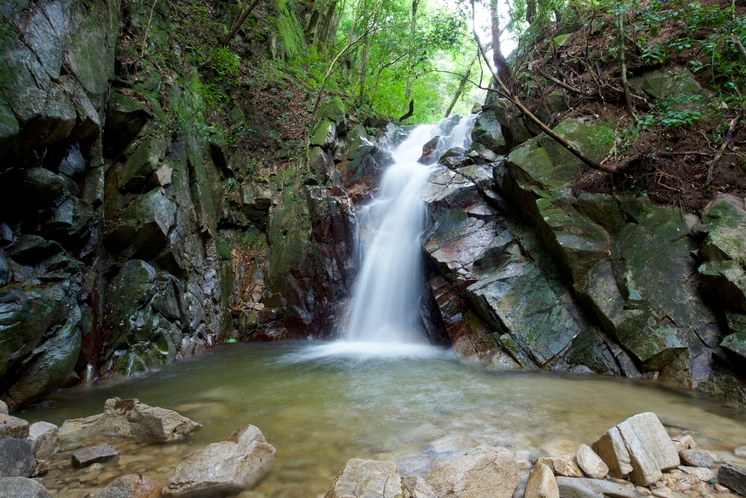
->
[
  {"left": 71, "top": 444, "right": 118, "bottom": 467},
  {"left": 0, "top": 477, "right": 51, "bottom": 498},
  {"left": 60, "top": 397, "right": 201, "bottom": 441},
  {"left": 325, "top": 459, "right": 403, "bottom": 498},
  {"left": 99, "top": 474, "right": 162, "bottom": 498},
  {"left": 425, "top": 446, "right": 519, "bottom": 498},
  {"left": 162, "top": 424, "right": 275, "bottom": 497}
]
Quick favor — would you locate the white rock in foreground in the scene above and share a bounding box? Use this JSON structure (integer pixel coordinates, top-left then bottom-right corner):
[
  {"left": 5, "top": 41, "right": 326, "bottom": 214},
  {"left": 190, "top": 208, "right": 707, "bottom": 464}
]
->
[
  {"left": 425, "top": 446, "right": 519, "bottom": 498},
  {"left": 60, "top": 398, "right": 201, "bottom": 442},
  {"left": 576, "top": 444, "right": 608, "bottom": 479},
  {"left": 325, "top": 459, "right": 403, "bottom": 498},
  {"left": 26, "top": 422, "right": 59, "bottom": 461},
  {"left": 162, "top": 425, "right": 275, "bottom": 497},
  {"left": 593, "top": 412, "right": 679, "bottom": 486}
]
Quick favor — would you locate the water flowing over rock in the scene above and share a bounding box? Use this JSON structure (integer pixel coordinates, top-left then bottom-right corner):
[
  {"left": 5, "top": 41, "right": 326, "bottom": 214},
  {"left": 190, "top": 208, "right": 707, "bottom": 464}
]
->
[
  {"left": 324, "top": 459, "right": 404, "bottom": 498},
  {"left": 71, "top": 443, "right": 118, "bottom": 467},
  {"left": 162, "top": 424, "right": 275, "bottom": 497}
]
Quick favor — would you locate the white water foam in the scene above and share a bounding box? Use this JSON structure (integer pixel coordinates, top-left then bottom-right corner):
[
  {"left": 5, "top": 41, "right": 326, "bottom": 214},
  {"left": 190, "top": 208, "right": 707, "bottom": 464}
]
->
[{"left": 344, "top": 115, "right": 476, "bottom": 346}]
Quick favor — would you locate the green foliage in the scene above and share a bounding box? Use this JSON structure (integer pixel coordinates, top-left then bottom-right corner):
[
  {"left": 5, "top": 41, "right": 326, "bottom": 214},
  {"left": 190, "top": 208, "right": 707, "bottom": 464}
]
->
[
  {"left": 208, "top": 46, "right": 241, "bottom": 81},
  {"left": 638, "top": 0, "right": 746, "bottom": 109}
]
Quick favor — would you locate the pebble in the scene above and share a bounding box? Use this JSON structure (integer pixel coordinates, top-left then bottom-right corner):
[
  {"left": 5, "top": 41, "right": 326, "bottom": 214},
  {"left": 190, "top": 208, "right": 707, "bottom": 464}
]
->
[
  {"left": 680, "top": 449, "right": 715, "bottom": 468},
  {"left": 672, "top": 435, "right": 697, "bottom": 452}
]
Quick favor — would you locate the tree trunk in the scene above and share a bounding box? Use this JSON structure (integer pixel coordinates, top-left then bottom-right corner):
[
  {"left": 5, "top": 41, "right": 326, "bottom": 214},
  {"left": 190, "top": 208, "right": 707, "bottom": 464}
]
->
[
  {"left": 222, "top": 0, "right": 261, "bottom": 45},
  {"left": 404, "top": 0, "right": 419, "bottom": 100},
  {"left": 444, "top": 57, "right": 476, "bottom": 118},
  {"left": 490, "top": 0, "right": 512, "bottom": 84}
]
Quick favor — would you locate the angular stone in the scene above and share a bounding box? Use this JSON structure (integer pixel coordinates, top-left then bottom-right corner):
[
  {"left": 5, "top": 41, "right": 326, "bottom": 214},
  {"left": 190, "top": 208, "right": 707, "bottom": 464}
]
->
[
  {"left": 0, "top": 414, "right": 30, "bottom": 439},
  {"left": 617, "top": 413, "right": 680, "bottom": 472},
  {"left": 60, "top": 398, "right": 201, "bottom": 442},
  {"left": 26, "top": 422, "right": 58, "bottom": 461},
  {"left": 324, "top": 459, "right": 403, "bottom": 498},
  {"left": 310, "top": 119, "right": 336, "bottom": 149},
  {"left": 735, "top": 445, "right": 746, "bottom": 457},
  {"left": 525, "top": 463, "right": 559, "bottom": 498},
  {"left": 104, "top": 90, "right": 152, "bottom": 156},
  {"left": 471, "top": 111, "right": 508, "bottom": 154},
  {"left": 71, "top": 444, "right": 118, "bottom": 467},
  {"left": 242, "top": 183, "right": 273, "bottom": 229},
  {"left": 533, "top": 456, "right": 583, "bottom": 477},
  {"left": 678, "top": 449, "right": 714, "bottom": 468},
  {"left": 718, "top": 463, "right": 746, "bottom": 495},
  {"left": 117, "top": 137, "right": 171, "bottom": 192},
  {"left": 555, "top": 477, "right": 636, "bottom": 498},
  {"left": 162, "top": 425, "right": 275, "bottom": 497},
  {"left": 0, "top": 439, "right": 36, "bottom": 477},
  {"left": 576, "top": 444, "right": 609, "bottom": 479},
  {"left": 618, "top": 422, "right": 662, "bottom": 486},
  {"left": 99, "top": 474, "right": 162, "bottom": 498},
  {"left": 0, "top": 401, "right": 7, "bottom": 414},
  {"left": 592, "top": 427, "right": 633, "bottom": 478},
  {"left": 678, "top": 465, "right": 716, "bottom": 482},
  {"left": 0, "top": 477, "right": 51, "bottom": 498},
  {"left": 425, "top": 446, "right": 519, "bottom": 498},
  {"left": 401, "top": 476, "right": 437, "bottom": 498},
  {"left": 105, "top": 187, "right": 176, "bottom": 259}
]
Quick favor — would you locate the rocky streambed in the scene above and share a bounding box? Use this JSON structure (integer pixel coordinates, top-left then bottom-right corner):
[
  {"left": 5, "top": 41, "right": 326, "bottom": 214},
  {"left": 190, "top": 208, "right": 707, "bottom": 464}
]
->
[{"left": 4, "top": 342, "right": 746, "bottom": 497}]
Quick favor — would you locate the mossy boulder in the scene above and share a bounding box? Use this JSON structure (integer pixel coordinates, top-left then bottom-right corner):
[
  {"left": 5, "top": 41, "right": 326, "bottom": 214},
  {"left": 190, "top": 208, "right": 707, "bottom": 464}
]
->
[
  {"left": 116, "top": 136, "right": 171, "bottom": 192},
  {"left": 696, "top": 194, "right": 746, "bottom": 312},
  {"left": 629, "top": 67, "right": 710, "bottom": 107},
  {"left": 310, "top": 119, "right": 336, "bottom": 150}
]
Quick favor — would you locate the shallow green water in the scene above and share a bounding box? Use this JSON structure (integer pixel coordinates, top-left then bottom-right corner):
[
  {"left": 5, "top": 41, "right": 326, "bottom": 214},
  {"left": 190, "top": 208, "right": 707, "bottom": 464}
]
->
[{"left": 19, "top": 342, "right": 746, "bottom": 497}]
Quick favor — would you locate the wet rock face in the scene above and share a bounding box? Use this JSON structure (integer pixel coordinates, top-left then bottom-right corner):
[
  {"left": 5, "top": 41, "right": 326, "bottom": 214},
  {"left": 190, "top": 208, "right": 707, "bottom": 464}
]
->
[{"left": 0, "top": 0, "right": 232, "bottom": 407}]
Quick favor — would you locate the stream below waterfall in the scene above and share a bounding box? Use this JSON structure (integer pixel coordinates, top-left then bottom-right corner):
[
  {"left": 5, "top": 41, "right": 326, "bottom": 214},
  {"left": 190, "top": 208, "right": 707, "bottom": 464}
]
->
[{"left": 19, "top": 342, "right": 746, "bottom": 497}]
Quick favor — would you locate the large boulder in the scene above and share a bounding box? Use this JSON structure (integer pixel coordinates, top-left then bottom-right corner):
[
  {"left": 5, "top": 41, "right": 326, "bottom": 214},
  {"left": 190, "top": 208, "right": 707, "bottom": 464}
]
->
[
  {"left": 325, "top": 459, "right": 404, "bottom": 498},
  {"left": 60, "top": 397, "right": 201, "bottom": 441},
  {"left": 425, "top": 446, "right": 519, "bottom": 498},
  {"left": 104, "top": 90, "right": 153, "bottom": 157},
  {"left": 162, "top": 425, "right": 275, "bottom": 497},
  {"left": 0, "top": 439, "right": 36, "bottom": 478},
  {"left": 592, "top": 412, "right": 679, "bottom": 486}
]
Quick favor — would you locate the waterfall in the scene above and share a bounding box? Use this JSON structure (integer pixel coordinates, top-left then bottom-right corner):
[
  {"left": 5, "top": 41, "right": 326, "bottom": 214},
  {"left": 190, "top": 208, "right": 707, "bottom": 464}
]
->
[{"left": 345, "top": 115, "right": 476, "bottom": 344}]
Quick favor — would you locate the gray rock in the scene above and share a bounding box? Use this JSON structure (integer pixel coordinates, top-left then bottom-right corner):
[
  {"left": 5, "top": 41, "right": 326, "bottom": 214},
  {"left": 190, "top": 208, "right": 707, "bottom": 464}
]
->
[
  {"left": 671, "top": 435, "right": 696, "bottom": 452},
  {"left": 0, "top": 477, "right": 51, "bottom": 498},
  {"left": 471, "top": 111, "right": 508, "bottom": 154},
  {"left": 735, "top": 445, "right": 746, "bottom": 457},
  {"left": 162, "top": 425, "right": 275, "bottom": 497},
  {"left": 60, "top": 397, "right": 201, "bottom": 442},
  {"left": 0, "top": 439, "right": 36, "bottom": 477},
  {"left": 576, "top": 444, "right": 608, "bottom": 479},
  {"left": 0, "top": 400, "right": 7, "bottom": 414},
  {"left": 26, "top": 422, "right": 58, "bottom": 461},
  {"left": 401, "top": 476, "right": 437, "bottom": 498},
  {"left": 718, "top": 463, "right": 746, "bottom": 495},
  {"left": 104, "top": 90, "right": 152, "bottom": 157},
  {"left": 0, "top": 414, "right": 29, "bottom": 439},
  {"left": 679, "top": 449, "right": 714, "bottom": 468},
  {"left": 425, "top": 446, "right": 519, "bottom": 498},
  {"left": 618, "top": 412, "right": 680, "bottom": 469},
  {"left": 325, "top": 459, "right": 403, "bottom": 498},
  {"left": 525, "top": 462, "right": 559, "bottom": 498},
  {"left": 555, "top": 477, "right": 636, "bottom": 498},
  {"left": 593, "top": 426, "right": 633, "bottom": 478},
  {"left": 0, "top": 254, "right": 9, "bottom": 286},
  {"left": 99, "top": 473, "right": 161, "bottom": 498},
  {"left": 678, "top": 465, "right": 716, "bottom": 482},
  {"left": 71, "top": 443, "right": 118, "bottom": 467}
]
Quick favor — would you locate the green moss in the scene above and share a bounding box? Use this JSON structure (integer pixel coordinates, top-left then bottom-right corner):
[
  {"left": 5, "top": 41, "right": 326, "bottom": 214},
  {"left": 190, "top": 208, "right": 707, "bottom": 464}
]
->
[{"left": 216, "top": 236, "right": 232, "bottom": 260}]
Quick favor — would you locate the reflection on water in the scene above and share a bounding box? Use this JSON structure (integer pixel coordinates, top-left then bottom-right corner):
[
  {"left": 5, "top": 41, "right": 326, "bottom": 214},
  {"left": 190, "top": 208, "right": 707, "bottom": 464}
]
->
[{"left": 20, "top": 342, "right": 746, "bottom": 497}]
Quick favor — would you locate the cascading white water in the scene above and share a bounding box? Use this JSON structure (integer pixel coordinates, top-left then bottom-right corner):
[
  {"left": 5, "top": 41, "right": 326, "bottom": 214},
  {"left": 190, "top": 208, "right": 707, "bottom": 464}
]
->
[{"left": 345, "top": 115, "right": 476, "bottom": 344}]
